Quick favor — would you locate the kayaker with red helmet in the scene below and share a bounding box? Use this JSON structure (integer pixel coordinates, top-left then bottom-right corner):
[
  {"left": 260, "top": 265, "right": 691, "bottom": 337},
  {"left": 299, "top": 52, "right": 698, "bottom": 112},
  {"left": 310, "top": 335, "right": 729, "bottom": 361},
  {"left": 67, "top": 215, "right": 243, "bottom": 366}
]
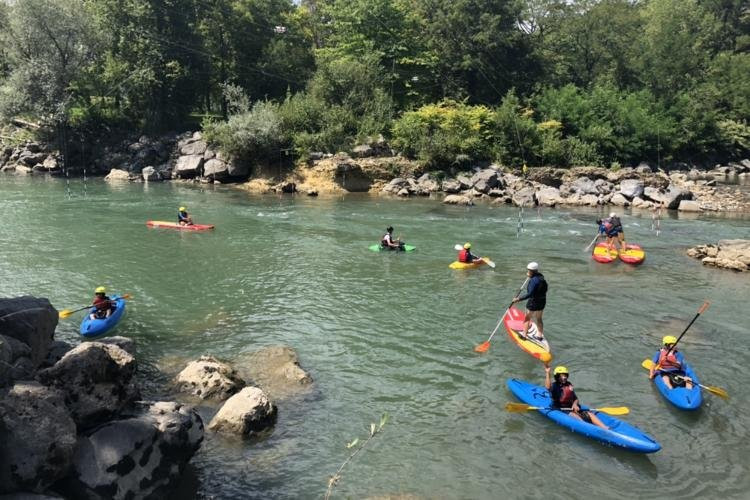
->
[
  {"left": 649, "top": 336, "right": 694, "bottom": 389},
  {"left": 457, "top": 243, "right": 486, "bottom": 265},
  {"left": 512, "top": 262, "right": 547, "bottom": 341},
  {"left": 381, "top": 226, "right": 405, "bottom": 250},
  {"left": 546, "top": 365, "right": 608, "bottom": 430},
  {"left": 90, "top": 286, "right": 114, "bottom": 320},
  {"left": 178, "top": 206, "right": 193, "bottom": 226}
]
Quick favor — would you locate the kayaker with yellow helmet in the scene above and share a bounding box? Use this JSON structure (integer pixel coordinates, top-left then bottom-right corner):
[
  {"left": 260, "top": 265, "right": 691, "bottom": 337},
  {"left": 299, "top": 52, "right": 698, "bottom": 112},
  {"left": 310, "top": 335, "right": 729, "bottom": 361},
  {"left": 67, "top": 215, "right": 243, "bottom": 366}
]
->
[
  {"left": 178, "top": 206, "right": 193, "bottom": 226},
  {"left": 90, "top": 286, "right": 113, "bottom": 320},
  {"left": 457, "top": 242, "right": 486, "bottom": 266},
  {"left": 512, "top": 262, "right": 548, "bottom": 341},
  {"left": 649, "top": 336, "right": 694, "bottom": 389},
  {"left": 545, "top": 364, "right": 608, "bottom": 430}
]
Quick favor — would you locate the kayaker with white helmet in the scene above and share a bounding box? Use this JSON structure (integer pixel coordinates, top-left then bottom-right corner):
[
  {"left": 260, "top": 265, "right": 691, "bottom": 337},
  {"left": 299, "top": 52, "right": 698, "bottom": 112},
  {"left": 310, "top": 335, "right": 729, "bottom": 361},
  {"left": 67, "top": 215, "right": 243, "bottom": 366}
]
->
[
  {"left": 90, "top": 286, "right": 114, "bottom": 320},
  {"left": 649, "top": 336, "right": 694, "bottom": 390},
  {"left": 512, "top": 262, "right": 548, "bottom": 340},
  {"left": 178, "top": 206, "right": 193, "bottom": 226},
  {"left": 545, "top": 364, "right": 609, "bottom": 430},
  {"left": 381, "top": 226, "right": 405, "bottom": 250},
  {"left": 457, "top": 242, "right": 487, "bottom": 266}
]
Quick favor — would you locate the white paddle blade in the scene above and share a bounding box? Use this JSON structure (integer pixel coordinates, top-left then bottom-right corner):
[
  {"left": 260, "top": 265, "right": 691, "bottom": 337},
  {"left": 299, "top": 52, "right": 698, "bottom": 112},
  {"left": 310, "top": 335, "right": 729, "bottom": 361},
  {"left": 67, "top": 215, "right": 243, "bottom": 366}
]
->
[
  {"left": 486, "top": 260, "right": 496, "bottom": 269},
  {"left": 454, "top": 244, "right": 463, "bottom": 251}
]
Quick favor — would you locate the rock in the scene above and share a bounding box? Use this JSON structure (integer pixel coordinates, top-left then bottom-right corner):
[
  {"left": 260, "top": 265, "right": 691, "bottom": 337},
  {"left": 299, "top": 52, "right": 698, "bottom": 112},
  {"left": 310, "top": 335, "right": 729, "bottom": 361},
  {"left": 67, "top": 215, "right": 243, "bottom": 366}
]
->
[
  {"left": 580, "top": 193, "right": 600, "bottom": 206},
  {"left": 0, "top": 335, "right": 34, "bottom": 386},
  {"left": 273, "top": 181, "right": 296, "bottom": 194},
  {"left": 0, "top": 382, "right": 76, "bottom": 493},
  {"left": 203, "top": 148, "right": 216, "bottom": 160},
  {"left": 443, "top": 195, "right": 474, "bottom": 206},
  {"left": 42, "top": 156, "right": 59, "bottom": 171},
  {"left": 470, "top": 169, "right": 501, "bottom": 193},
  {"left": 619, "top": 179, "right": 644, "bottom": 199},
  {"left": 535, "top": 187, "right": 562, "bottom": 207},
  {"left": 678, "top": 200, "right": 702, "bottom": 212},
  {"left": 527, "top": 167, "right": 564, "bottom": 187},
  {"left": 208, "top": 387, "right": 277, "bottom": 435},
  {"left": 635, "top": 162, "right": 653, "bottom": 174},
  {"left": 306, "top": 189, "right": 318, "bottom": 196},
  {"left": 441, "top": 179, "right": 462, "bottom": 193},
  {"left": 227, "top": 158, "right": 249, "bottom": 178},
  {"left": 351, "top": 144, "right": 374, "bottom": 158},
  {"left": 179, "top": 140, "right": 207, "bottom": 156},
  {"left": 15, "top": 166, "right": 32, "bottom": 175},
  {"left": 631, "top": 196, "right": 654, "bottom": 208},
  {"left": 141, "top": 166, "right": 161, "bottom": 182},
  {"left": 382, "top": 178, "right": 407, "bottom": 194},
  {"left": 37, "top": 343, "right": 138, "bottom": 430},
  {"left": 97, "top": 336, "right": 136, "bottom": 356},
  {"left": 202, "top": 159, "right": 229, "bottom": 180},
  {"left": 512, "top": 187, "right": 536, "bottom": 207},
  {"left": 0, "top": 297, "right": 56, "bottom": 368},
  {"left": 610, "top": 193, "right": 631, "bottom": 206},
  {"left": 39, "top": 340, "right": 72, "bottom": 370},
  {"left": 570, "top": 176, "right": 598, "bottom": 195},
  {"left": 397, "top": 188, "right": 410, "bottom": 196},
  {"left": 59, "top": 402, "right": 203, "bottom": 500},
  {"left": 19, "top": 153, "right": 46, "bottom": 167},
  {"left": 104, "top": 169, "right": 131, "bottom": 182},
  {"left": 174, "top": 155, "right": 204, "bottom": 179},
  {"left": 174, "top": 355, "right": 244, "bottom": 402},
  {"left": 414, "top": 174, "right": 441, "bottom": 194},
  {"left": 643, "top": 184, "right": 691, "bottom": 209},
  {"left": 455, "top": 175, "right": 473, "bottom": 190},
  {"left": 233, "top": 346, "right": 312, "bottom": 400},
  {"left": 487, "top": 188, "right": 505, "bottom": 197}
]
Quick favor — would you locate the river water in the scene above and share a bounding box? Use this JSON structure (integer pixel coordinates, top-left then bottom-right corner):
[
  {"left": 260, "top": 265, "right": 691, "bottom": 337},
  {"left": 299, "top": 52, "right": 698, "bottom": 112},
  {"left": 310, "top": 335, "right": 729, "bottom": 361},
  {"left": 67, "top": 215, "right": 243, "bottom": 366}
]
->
[{"left": 1, "top": 176, "right": 749, "bottom": 499}]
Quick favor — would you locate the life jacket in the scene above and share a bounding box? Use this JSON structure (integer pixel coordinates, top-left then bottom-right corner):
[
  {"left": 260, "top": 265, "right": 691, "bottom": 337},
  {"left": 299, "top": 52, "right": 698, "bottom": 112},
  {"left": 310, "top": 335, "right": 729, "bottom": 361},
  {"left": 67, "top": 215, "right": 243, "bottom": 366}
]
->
[
  {"left": 658, "top": 348, "right": 681, "bottom": 371},
  {"left": 458, "top": 249, "right": 470, "bottom": 263},
  {"left": 178, "top": 211, "right": 189, "bottom": 222},
  {"left": 555, "top": 382, "right": 577, "bottom": 407},
  {"left": 382, "top": 233, "right": 392, "bottom": 247}
]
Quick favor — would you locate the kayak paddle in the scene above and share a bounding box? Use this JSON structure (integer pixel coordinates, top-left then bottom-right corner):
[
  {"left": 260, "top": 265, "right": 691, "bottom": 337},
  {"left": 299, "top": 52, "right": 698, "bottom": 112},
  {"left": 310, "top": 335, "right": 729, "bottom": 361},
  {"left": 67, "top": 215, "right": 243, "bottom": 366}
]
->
[
  {"left": 641, "top": 359, "right": 729, "bottom": 400},
  {"left": 452, "top": 244, "right": 496, "bottom": 268},
  {"left": 505, "top": 402, "right": 630, "bottom": 416},
  {"left": 653, "top": 301, "right": 710, "bottom": 371},
  {"left": 59, "top": 294, "right": 132, "bottom": 319},
  {"left": 474, "top": 278, "right": 529, "bottom": 353}
]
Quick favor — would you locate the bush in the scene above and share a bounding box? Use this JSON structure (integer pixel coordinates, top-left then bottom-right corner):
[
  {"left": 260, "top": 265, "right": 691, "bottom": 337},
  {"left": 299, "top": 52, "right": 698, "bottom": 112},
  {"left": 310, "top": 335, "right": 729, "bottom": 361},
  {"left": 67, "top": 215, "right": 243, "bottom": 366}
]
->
[{"left": 202, "top": 100, "right": 285, "bottom": 160}]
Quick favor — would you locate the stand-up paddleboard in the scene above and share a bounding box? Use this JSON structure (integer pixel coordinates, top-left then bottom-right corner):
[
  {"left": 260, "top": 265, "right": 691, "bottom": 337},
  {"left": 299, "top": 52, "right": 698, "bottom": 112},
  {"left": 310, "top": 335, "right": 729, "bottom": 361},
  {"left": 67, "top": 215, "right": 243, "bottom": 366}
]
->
[
  {"left": 503, "top": 306, "right": 552, "bottom": 363},
  {"left": 449, "top": 257, "right": 492, "bottom": 270},
  {"left": 369, "top": 244, "right": 416, "bottom": 252},
  {"left": 592, "top": 242, "right": 618, "bottom": 263},
  {"left": 146, "top": 220, "right": 215, "bottom": 231},
  {"left": 619, "top": 244, "right": 645, "bottom": 265}
]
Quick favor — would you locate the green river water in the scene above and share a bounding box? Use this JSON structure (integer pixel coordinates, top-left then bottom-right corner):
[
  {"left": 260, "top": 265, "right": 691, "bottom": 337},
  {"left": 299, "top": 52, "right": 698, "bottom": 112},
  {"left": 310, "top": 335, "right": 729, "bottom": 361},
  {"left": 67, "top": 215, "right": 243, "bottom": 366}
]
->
[{"left": 1, "top": 176, "right": 749, "bottom": 499}]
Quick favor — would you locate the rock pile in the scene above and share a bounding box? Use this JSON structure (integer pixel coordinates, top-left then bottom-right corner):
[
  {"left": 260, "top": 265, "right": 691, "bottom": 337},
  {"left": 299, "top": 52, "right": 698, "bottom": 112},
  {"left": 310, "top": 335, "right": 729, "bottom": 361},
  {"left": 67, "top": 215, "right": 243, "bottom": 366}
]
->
[{"left": 686, "top": 239, "right": 750, "bottom": 272}]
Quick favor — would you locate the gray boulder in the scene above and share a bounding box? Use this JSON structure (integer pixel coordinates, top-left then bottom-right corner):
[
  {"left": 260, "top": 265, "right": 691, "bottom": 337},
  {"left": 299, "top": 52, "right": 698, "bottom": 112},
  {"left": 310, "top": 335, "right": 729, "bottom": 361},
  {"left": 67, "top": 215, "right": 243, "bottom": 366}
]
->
[
  {"left": 570, "top": 177, "right": 598, "bottom": 195},
  {"left": 96, "top": 336, "right": 136, "bottom": 356},
  {"left": 40, "top": 340, "right": 72, "bottom": 369},
  {"left": 619, "top": 179, "right": 644, "bottom": 199},
  {"left": 104, "top": 169, "right": 131, "bottom": 182},
  {"left": 443, "top": 195, "right": 474, "bottom": 206},
  {"left": 59, "top": 402, "right": 203, "bottom": 500},
  {"left": 141, "top": 166, "right": 161, "bottom": 182},
  {"left": 610, "top": 193, "right": 631, "bottom": 207},
  {"left": 15, "top": 166, "right": 32, "bottom": 175},
  {"left": 643, "top": 184, "right": 691, "bottom": 209},
  {"left": 456, "top": 175, "right": 473, "bottom": 190},
  {"left": 37, "top": 343, "right": 138, "bottom": 430},
  {"left": 174, "top": 355, "right": 244, "bottom": 402},
  {"left": 382, "top": 177, "right": 407, "bottom": 194},
  {"left": 593, "top": 178, "right": 614, "bottom": 194},
  {"left": 470, "top": 169, "right": 501, "bottom": 193},
  {"left": 0, "top": 335, "right": 34, "bottom": 386},
  {"left": 203, "top": 159, "right": 229, "bottom": 180},
  {"left": 441, "top": 178, "right": 462, "bottom": 193},
  {"left": 0, "top": 297, "right": 56, "bottom": 367},
  {"left": 174, "top": 155, "right": 204, "bottom": 178},
  {"left": 678, "top": 200, "right": 702, "bottom": 212},
  {"left": 535, "top": 187, "right": 562, "bottom": 207},
  {"left": 512, "top": 187, "right": 536, "bottom": 207},
  {"left": 0, "top": 382, "right": 76, "bottom": 493},
  {"left": 208, "top": 387, "right": 277, "bottom": 435},
  {"left": 234, "top": 346, "right": 312, "bottom": 400},
  {"left": 415, "top": 174, "right": 441, "bottom": 194},
  {"left": 179, "top": 140, "right": 207, "bottom": 156}
]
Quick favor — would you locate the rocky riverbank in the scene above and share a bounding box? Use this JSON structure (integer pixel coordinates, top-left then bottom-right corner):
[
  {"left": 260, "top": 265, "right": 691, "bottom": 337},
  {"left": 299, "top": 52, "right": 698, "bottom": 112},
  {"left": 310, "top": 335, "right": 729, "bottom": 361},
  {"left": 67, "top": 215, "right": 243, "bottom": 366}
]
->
[
  {"left": 0, "top": 296, "right": 312, "bottom": 499},
  {"left": 2, "top": 132, "right": 749, "bottom": 212},
  {"left": 687, "top": 239, "right": 750, "bottom": 272}
]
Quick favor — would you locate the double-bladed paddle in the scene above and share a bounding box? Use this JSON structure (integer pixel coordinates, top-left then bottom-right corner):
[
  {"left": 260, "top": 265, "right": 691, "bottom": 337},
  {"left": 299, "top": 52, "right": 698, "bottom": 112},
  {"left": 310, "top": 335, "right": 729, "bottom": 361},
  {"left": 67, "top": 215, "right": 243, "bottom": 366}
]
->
[
  {"left": 505, "top": 402, "right": 629, "bottom": 416},
  {"left": 641, "top": 359, "right": 729, "bottom": 400},
  {"left": 59, "top": 294, "right": 132, "bottom": 319}
]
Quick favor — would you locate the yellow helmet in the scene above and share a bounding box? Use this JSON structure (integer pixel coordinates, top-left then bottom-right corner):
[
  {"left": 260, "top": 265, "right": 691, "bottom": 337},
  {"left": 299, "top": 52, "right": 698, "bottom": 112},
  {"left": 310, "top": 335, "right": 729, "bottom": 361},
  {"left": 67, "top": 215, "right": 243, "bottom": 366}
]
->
[
  {"left": 464, "top": 243, "right": 471, "bottom": 249},
  {"left": 663, "top": 335, "right": 677, "bottom": 345},
  {"left": 553, "top": 366, "right": 569, "bottom": 376},
  {"left": 95, "top": 286, "right": 106, "bottom": 294},
  {"left": 179, "top": 206, "right": 186, "bottom": 211}
]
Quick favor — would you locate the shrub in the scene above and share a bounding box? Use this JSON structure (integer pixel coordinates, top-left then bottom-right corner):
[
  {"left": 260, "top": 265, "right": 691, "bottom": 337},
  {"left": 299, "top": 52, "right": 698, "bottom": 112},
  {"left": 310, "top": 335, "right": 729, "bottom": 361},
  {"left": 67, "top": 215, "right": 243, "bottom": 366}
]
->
[{"left": 202, "top": 100, "right": 285, "bottom": 160}]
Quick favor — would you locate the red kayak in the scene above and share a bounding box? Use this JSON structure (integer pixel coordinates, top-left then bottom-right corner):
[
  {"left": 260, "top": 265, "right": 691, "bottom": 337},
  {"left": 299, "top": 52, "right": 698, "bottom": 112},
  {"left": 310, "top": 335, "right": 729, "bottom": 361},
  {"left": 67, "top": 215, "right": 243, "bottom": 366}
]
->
[
  {"left": 146, "top": 220, "right": 215, "bottom": 231},
  {"left": 619, "top": 244, "right": 645, "bottom": 265},
  {"left": 592, "top": 242, "right": 618, "bottom": 263}
]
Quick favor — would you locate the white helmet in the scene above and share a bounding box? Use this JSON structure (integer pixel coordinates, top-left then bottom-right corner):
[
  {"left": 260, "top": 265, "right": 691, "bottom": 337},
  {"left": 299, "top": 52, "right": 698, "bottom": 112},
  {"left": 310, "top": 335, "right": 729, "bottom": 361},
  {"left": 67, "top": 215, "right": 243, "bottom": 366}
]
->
[
  {"left": 527, "top": 262, "right": 539, "bottom": 271},
  {"left": 609, "top": 212, "right": 616, "bottom": 217}
]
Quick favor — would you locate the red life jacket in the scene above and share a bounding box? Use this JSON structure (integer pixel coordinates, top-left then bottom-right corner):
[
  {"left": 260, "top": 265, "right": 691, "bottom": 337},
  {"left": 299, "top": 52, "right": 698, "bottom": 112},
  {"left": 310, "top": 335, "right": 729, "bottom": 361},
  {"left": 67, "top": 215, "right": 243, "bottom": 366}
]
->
[
  {"left": 93, "top": 296, "right": 111, "bottom": 311},
  {"left": 658, "top": 348, "right": 681, "bottom": 370},
  {"left": 458, "top": 249, "right": 469, "bottom": 262},
  {"left": 558, "top": 383, "right": 577, "bottom": 407}
]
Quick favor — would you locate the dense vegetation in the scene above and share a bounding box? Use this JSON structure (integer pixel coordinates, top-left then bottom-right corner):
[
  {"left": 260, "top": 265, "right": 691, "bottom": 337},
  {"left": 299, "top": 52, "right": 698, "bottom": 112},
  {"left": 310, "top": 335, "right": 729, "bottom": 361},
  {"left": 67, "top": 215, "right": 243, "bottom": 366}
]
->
[{"left": 0, "top": 0, "right": 748, "bottom": 168}]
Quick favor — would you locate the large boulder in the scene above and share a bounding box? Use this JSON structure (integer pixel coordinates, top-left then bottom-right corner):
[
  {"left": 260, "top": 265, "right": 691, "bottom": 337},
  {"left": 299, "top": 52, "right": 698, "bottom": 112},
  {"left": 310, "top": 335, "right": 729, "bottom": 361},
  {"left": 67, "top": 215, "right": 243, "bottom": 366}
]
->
[
  {"left": 456, "top": 174, "right": 473, "bottom": 190},
  {"left": 0, "top": 335, "right": 34, "bottom": 386},
  {"left": 678, "top": 200, "right": 702, "bottom": 212},
  {"left": 512, "top": 187, "right": 536, "bottom": 207},
  {"left": 535, "top": 187, "right": 562, "bottom": 207},
  {"left": 208, "top": 387, "right": 277, "bottom": 435},
  {"left": 104, "top": 169, "right": 131, "bottom": 182},
  {"left": 234, "top": 346, "right": 312, "bottom": 400},
  {"left": 174, "top": 355, "right": 244, "bottom": 402},
  {"left": 441, "top": 178, "right": 462, "bottom": 193},
  {"left": 619, "top": 179, "right": 644, "bottom": 199},
  {"left": 174, "top": 155, "right": 204, "bottom": 179},
  {"left": 569, "top": 177, "right": 598, "bottom": 195},
  {"left": 414, "top": 174, "right": 441, "bottom": 195},
  {"left": 643, "top": 184, "right": 691, "bottom": 209},
  {"left": 202, "top": 159, "right": 230, "bottom": 180},
  {"left": 527, "top": 167, "right": 564, "bottom": 187},
  {"left": 179, "top": 140, "right": 207, "bottom": 156},
  {"left": 141, "top": 166, "right": 161, "bottom": 182},
  {"left": 58, "top": 402, "right": 203, "bottom": 500},
  {"left": 0, "top": 297, "right": 56, "bottom": 368},
  {"left": 610, "top": 193, "right": 631, "bottom": 207},
  {"left": 382, "top": 178, "right": 407, "bottom": 195},
  {"left": 470, "top": 169, "right": 501, "bottom": 193},
  {"left": 0, "top": 382, "right": 76, "bottom": 493},
  {"left": 443, "top": 195, "right": 474, "bottom": 206},
  {"left": 37, "top": 343, "right": 138, "bottom": 430}
]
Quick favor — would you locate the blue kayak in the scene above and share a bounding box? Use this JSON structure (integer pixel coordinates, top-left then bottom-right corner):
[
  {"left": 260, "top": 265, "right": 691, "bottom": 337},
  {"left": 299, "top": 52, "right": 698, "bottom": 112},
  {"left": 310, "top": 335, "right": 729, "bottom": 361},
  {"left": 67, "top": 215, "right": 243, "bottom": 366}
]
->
[
  {"left": 507, "top": 379, "right": 661, "bottom": 454},
  {"left": 79, "top": 295, "right": 126, "bottom": 338},
  {"left": 651, "top": 352, "right": 703, "bottom": 410}
]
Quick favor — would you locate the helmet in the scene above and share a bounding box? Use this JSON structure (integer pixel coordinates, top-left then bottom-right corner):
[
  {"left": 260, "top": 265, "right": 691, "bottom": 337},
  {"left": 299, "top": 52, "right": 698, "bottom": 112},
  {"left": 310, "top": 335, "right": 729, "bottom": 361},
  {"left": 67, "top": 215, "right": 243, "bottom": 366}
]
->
[
  {"left": 179, "top": 206, "right": 186, "bottom": 211},
  {"left": 527, "top": 262, "right": 539, "bottom": 271},
  {"left": 663, "top": 335, "right": 677, "bottom": 345},
  {"left": 95, "top": 286, "right": 106, "bottom": 294},
  {"left": 609, "top": 212, "right": 616, "bottom": 218},
  {"left": 553, "top": 366, "right": 569, "bottom": 376},
  {"left": 464, "top": 243, "right": 471, "bottom": 249}
]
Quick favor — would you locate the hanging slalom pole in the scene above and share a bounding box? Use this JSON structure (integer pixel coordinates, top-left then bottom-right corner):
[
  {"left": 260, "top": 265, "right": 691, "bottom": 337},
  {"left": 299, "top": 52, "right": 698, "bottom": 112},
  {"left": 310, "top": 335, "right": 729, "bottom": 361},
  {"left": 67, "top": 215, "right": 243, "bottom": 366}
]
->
[{"left": 516, "top": 203, "right": 524, "bottom": 238}]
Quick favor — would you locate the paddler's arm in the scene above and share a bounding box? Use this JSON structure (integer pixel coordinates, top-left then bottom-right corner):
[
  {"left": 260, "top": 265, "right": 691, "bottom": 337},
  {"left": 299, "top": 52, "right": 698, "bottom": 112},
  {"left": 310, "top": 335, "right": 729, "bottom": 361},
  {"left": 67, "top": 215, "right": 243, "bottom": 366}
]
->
[
  {"left": 544, "top": 365, "right": 551, "bottom": 390},
  {"left": 514, "top": 278, "right": 536, "bottom": 303},
  {"left": 649, "top": 352, "right": 659, "bottom": 379}
]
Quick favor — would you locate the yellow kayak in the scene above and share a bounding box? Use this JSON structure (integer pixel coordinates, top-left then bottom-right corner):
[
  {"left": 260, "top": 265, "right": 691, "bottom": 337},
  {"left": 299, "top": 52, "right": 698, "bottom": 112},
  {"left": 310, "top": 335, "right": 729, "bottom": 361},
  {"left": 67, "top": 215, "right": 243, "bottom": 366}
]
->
[{"left": 449, "top": 257, "right": 491, "bottom": 270}]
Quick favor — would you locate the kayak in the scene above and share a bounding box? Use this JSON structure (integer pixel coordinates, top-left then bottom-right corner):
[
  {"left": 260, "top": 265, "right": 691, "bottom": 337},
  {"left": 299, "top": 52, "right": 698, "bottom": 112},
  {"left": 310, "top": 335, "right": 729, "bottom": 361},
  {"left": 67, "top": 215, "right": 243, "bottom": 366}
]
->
[
  {"left": 592, "top": 242, "right": 618, "bottom": 263},
  {"left": 146, "top": 220, "right": 215, "bottom": 231},
  {"left": 79, "top": 295, "right": 126, "bottom": 338},
  {"left": 650, "top": 353, "right": 703, "bottom": 410},
  {"left": 369, "top": 244, "right": 416, "bottom": 252},
  {"left": 619, "top": 244, "right": 645, "bottom": 265},
  {"left": 449, "top": 257, "right": 491, "bottom": 270},
  {"left": 503, "top": 306, "right": 552, "bottom": 363},
  {"left": 507, "top": 378, "right": 661, "bottom": 454}
]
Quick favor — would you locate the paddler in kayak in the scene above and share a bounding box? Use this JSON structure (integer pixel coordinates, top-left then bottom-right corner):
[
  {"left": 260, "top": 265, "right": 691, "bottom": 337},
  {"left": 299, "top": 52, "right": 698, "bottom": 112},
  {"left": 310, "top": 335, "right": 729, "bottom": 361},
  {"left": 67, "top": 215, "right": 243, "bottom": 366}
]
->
[
  {"left": 178, "top": 206, "right": 194, "bottom": 226},
  {"left": 89, "top": 286, "right": 114, "bottom": 320},
  {"left": 546, "top": 365, "right": 609, "bottom": 430},
  {"left": 457, "top": 243, "right": 487, "bottom": 266},
  {"left": 512, "top": 262, "right": 547, "bottom": 341},
  {"left": 381, "top": 226, "right": 405, "bottom": 250},
  {"left": 649, "top": 336, "right": 694, "bottom": 389}
]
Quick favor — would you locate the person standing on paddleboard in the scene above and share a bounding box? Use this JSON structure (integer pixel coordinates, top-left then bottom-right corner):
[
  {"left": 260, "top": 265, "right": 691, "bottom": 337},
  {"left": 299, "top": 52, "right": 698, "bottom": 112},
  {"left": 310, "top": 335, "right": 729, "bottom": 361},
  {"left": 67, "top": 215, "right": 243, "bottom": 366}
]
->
[
  {"left": 545, "top": 365, "right": 609, "bottom": 430},
  {"left": 512, "top": 262, "right": 547, "bottom": 341},
  {"left": 604, "top": 212, "right": 626, "bottom": 252}
]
